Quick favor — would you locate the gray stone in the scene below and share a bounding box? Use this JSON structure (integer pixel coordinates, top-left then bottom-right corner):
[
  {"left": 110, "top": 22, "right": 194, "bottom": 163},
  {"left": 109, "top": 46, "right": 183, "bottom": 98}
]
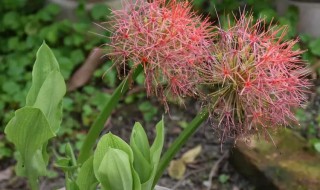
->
[{"left": 230, "top": 129, "right": 320, "bottom": 190}]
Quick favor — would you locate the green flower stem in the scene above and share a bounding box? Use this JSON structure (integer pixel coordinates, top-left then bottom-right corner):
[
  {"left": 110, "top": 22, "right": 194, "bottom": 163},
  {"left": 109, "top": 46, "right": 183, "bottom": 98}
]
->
[
  {"left": 29, "top": 180, "right": 38, "bottom": 190},
  {"left": 78, "top": 65, "right": 143, "bottom": 164},
  {"left": 27, "top": 175, "right": 39, "bottom": 190},
  {"left": 153, "top": 109, "right": 209, "bottom": 187}
]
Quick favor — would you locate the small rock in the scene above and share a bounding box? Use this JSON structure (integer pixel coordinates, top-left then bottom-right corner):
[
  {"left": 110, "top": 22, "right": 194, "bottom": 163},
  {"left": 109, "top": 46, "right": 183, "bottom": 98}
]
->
[{"left": 230, "top": 129, "right": 320, "bottom": 190}]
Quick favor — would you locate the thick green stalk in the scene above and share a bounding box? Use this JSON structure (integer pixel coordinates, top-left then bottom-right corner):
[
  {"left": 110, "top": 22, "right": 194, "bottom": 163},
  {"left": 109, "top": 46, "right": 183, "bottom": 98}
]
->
[
  {"left": 78, "top": 66, "right": 143, "bottom": 164},
  {"left": 26, "top": 164, "right": 39, "bottom": 190},
  {"left": 153, "top": 109, "right": 209, "bottom": 187},
  {"left": 29, "top": 180, "right": 38, "bottom": 190}
]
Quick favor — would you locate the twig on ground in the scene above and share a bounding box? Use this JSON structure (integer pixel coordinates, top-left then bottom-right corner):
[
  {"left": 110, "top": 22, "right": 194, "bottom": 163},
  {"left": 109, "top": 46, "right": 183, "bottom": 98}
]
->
[
  {"left": 206, "top": 151, "right": 229, "bottom": 190},
  {"left": 172, "top": 167, "right": 207, "bottom": 190}
]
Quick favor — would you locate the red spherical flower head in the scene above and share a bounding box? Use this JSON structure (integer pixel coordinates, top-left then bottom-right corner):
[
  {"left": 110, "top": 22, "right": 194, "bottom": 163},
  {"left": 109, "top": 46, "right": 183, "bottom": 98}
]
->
[
  {"left": 198, "top": 13, "right": 311, "bottom": 142},
  {"left": 107, "top": 0, "right": 214, "bottom": 110}
]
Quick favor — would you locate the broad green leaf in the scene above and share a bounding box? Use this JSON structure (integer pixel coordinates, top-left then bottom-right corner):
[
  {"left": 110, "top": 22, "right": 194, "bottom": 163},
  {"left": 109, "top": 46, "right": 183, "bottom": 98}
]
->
[
  {"left": 130, "top": 122, "right": 152, "bottom": 183},
  {"left": 131, "top": 122, "right": 150, "bottom": 159},
  {"left": 76, "top": 156, "right": 98, "bottom": 190},
  {"left": 26, "top": 42, "right": 60, "bottom": 106},
  {"left": 27, "top": 42, "right": 66, "bottom": 133},
  {"left": 131, "top": 166, "right": 142, "bottom": 190},
  {"left": 5, "top": 107, "right": 55, "bottom": 162},
  {"left": 142, "top": 120, "right": 165, "bottom": 190},
  {"left": 5, "top": 107, "right": 55, "bottom": 187},
  {"left": 150, "top": 119, "right": 165, "bottom": 165},
  {"left": 97, "top": 148, "right": 133, "bottom": 190},
  {"left": 33, "top": 70, "right": 66, "bottom": 132},
  {"left": 93, "top": 133, "right": 141, "bottom": 190},
  {"left": 4, "top": 43, "right": 66, "bottom": 189},
  {"left": 66, "top": 178, "right": 80, "bottom": 190},
  {"left": 93, "top": 133, "right": 134, "bottom": 176}
]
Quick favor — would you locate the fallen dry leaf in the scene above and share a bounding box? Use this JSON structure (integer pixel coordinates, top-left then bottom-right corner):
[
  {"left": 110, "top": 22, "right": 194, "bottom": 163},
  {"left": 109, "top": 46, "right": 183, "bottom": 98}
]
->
[
  {"left": 168, "top": 145, "right": 202, "bottom": 180},
  {"left": 181, "top": 145, "right": 202, "bottom": 164},
  {"left": 168, "top": 159, "right": 186, "bottom": 180},
  {"left": 67, "top": 48, "right": 107, "bottom": 91}
]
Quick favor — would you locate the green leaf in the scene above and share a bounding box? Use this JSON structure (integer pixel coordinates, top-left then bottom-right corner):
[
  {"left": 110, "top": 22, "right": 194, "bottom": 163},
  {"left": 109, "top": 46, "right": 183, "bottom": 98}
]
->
[
  {"left": 93, "top": 133, "right": 134, "bottom": 175},
  {"left": 4, "top": 43, "right": 66, "bottom": 189},
  {"left": 76, "top": 156, "right": 98, "bottom": 190},
  {"left": 90, "top": 4, "right": 110, "bottom": 20},
  {"left": 138, "top": 102, "right": 158, "bottom": 122},
  {"left": 129, "top": 120, "right": 165, "bottom": 190},
  {"left": 285, "top": 5, "right": 299, "bottom": 26},
  {"left": 73, "top": 23, "right": 89, "bottom": 33},
  {"left": 3, "top": 11, "right": 21, "bottom": 30},
  {"left": 97, "top": 148, "right": 134, "bottom": 190},
  {"left": 65, "top": 143, "right": 77, "bottom": 167},
  {"left": 66, "top": 179, "right": 80, "bottom": 190},
  {"left": 25, "top": 20, "right": 40, "bottom": 35},
  {"left": 7, "top": 37, "right": 20, "bottom": 51},
  {"left": 309, "top": 38, "right": 320, "bottom": 56},
  {"left": 300, "top": 34, "right": 311, "bottom": 43},
  {"left": 131, "top": 123, "right": 151, "bottom": 160},
  {"left": 145, "top": 120, "right": 165, "bottom": 189},
  {"left": 218, "top": 174, "right": 230, "bottom": 184},
  {"left": 193, "top": 0, "right": 206, "bottom": 9},
  {"left": 130, "top": 123, "right": 152, "bottom": 183},
  {"left": 314, "top": 142, "right": 320, "bottom": 153},
  {"left": 92, "top": 92, "right": 111, "bottom": 111},
  {"left": 44, "top": 4, "right": 60, "bottom": 16},
  {"left": 26, "top": 42, "right": 66, "bottom": 133},
  {"left": 5, "top": 107, "right": 55, "bottom": 188},
  {"left": 70, "top": 49, "right": 85, "bottom": 64},
  {"left": 39, "top": 26, "right": 59, "bottom": 44},
  {"left": 5, "top": 108, "right": 54, "bottom": 160},
  {"left": 26, "top": 42, "right": 60, "bottom": 106},
  {"left": 33, "top": 71, "right": 66, "bottom": 132},
  {"left": 93, "top": 133, "right": 141, "bottom": 190},
  {"left": 135, "top": 73, "right": 145, "bottom": 85},
  {"left": 0, "top": 142, "right": 12, "bottom": 159},
  {"left": 55, "top": 157, "right": 72, "bottom": 171},
  {"left": 2, "top": 81, "right": 20, "bottom": 95},
  {"left": 259, "top": 8, "right": 277, "bottom": 23}
]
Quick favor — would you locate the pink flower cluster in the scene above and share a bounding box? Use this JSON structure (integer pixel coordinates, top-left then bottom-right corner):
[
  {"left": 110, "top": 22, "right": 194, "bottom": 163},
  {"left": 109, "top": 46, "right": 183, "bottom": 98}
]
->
[
  {"left": 107, "top": 1, "right": 310, "bottom": 140},
  {"left": 198, "top": 14, "right": 310, "bottom": 140},
  {"left": 108, "top": 0, "right": 214, "bottom": 108}
]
